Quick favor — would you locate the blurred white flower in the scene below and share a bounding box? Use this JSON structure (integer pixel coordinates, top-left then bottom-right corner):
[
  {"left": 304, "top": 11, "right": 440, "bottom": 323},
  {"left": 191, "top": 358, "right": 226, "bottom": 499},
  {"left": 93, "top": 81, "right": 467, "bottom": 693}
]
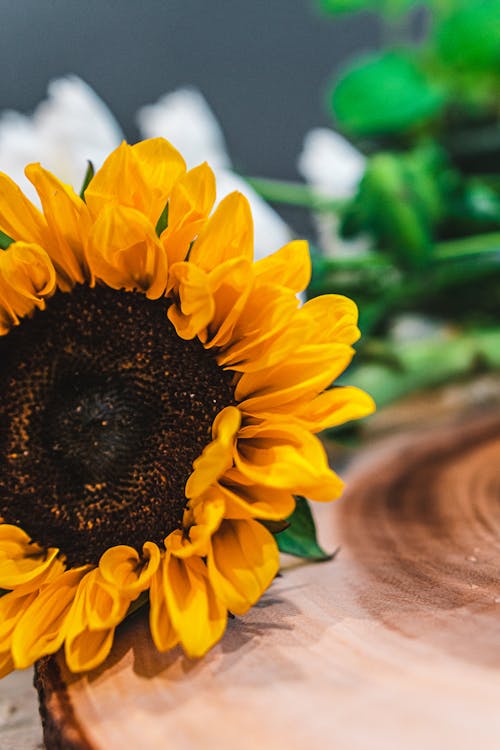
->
[
  {"left": 0, "top": 76, "right": 123, "bottom": 204},
  {"left": 298, "top": 127, "right": 366, "bottom": 199},
  {"left": 0, "top": 77, "right": 290, "bottom": 259},
  {"left": 137, "top": 88, "right": 230, "bottom": 170},
  {"left": 298, "top": 127, "right": 368, "bottom": 257},
  {"left": 137, "top": 88, "right": 291, "bottom": 257}
]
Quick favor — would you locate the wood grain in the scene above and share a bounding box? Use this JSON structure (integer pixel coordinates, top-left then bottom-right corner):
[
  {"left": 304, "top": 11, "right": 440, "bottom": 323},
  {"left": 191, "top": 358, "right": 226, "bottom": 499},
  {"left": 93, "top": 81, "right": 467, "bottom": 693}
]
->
[{"left": 36, "top": 411, "right": 500, "bottom": 750}]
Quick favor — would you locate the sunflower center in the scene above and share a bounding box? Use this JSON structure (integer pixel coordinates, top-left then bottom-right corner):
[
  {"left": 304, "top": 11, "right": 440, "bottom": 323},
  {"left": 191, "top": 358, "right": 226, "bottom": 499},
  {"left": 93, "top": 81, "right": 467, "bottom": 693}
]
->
[{"left": 0, "top": 285, "right": 235, "bottom": 566}]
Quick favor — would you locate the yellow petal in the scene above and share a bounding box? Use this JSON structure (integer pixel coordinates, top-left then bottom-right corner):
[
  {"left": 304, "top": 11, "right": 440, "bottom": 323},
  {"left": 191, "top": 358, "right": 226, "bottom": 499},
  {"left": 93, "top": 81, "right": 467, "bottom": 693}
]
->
[
  {"left": 64, "top": 575, "right": 117, "bottom": 672},
  {"left": 0, "top": 172, "right": 47, "bottom": 244},
  {"left": 0, "top": 524, "right": 60, "bottom": 589},
  {"left": 185, "top": 406, "right": 241, "bottom": 499},
  {"left": 287, "top": 385, "right": 376, "bottom": 432},
  {"left": 189, "top": 192, "right": 253, "bottom": 271},
  {"left": 99, "top": 542, "right": 160, "bottom": 597},
  {"left": 0, "top": 587, "right": 38, "bottom": 646},
  {"left": 233, "top": 423, "right": 344, "bottom": 502},
  {"left": 253, "top": 240, "right": 311, "bottom": 293},
  {"left": 85, "top": 139, "right": 186, "bottom": 225},
  {"left": 65, "top": 625, "right": 115, "bottom": 674},
  {"left": 215, "top": 282, "right": 299, "bottom": 372},
  {"left": 302, "top": 294, "right": 360, "bottom": 346},
  {"left": 86, "top": 204, "right": 168, "bottom": 298},
  {"left": 164, "top": 554, "right": 226, "bottom": 658},
  {"left": 167, "top": 262, "right": 214, "bottom": 340},
  {"left": 0, "top": 651, "right": 14, "bottom": 679},
  {"left": 219, "top": 482, "right": 295, "bottom": 521},
  {"left": 25, "top": 163, "right": 90, "bottom": 289},
  {"left": 131, "top": 138, "right": 187, "bottom": 223},
  {"left": 202, "top": 257, "right": 253, "bottom": 348},
  {"left": 162, "top": 162, "right": 216, "bottom": 266},
  {"left": 149, "top": 555, "right": 179, "bottom": 653},
  {"left": 12, "top": 566, "right": 89, "bottom": 669},
  {"left": 0, "top": 243, "right": 56, "bottom": 334},
  {"left": 167, "top": 490, "right": 225, "bottom": 559},
  {"left": 207, "top": 519, "right": 279, "bottom": 615},
  {"left": 81, "top": 568, "right": 130, "bottom": 630},
  {"left": 236, "top": 343, "right": 354, "bottom": 413}
]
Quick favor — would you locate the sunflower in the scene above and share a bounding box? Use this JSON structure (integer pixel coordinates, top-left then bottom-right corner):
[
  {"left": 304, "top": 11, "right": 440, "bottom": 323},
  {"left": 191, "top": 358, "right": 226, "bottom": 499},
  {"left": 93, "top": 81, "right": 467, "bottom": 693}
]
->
[{"left": 0, "top": 138, "right": 374, "bottom": 676}]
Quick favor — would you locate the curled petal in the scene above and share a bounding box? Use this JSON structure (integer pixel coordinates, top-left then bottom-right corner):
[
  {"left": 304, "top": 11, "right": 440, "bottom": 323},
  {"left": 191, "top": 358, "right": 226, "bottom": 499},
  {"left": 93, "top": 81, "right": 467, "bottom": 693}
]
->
[
  {"left": 302, "top": 294, "right": 360, "bottom": 346},
  {"left": 99, "top": 542, "right": 160, "bottom": 597},
  {"left": 185, "top": 406, "right": 241, "bottom": 498},
  {"left": 233, "top": 423, "right": 344, "bottom": 502},
  {"left": 167, "top": 262, "right": 214, "bottom": 340},
  {"left": 218, "top": 482, "right": 295, "bottom": 521},
  {"left": 65, "top": 625, "right": 115, "bottom": 674},
  {"left": 87, "top": 204, "right": 168, "bottom": 298},
  {"left": 207, "top": 519, "right": 279, "bottom": 616},
  {"left": 0, "top": 524, "right": 60, "bottom": 589},
  {"left": 0, "top": 243, "right": 56, "bottom": 334},
  {"left": 167, "top": 490, "right": 225, "bottom": 558}
]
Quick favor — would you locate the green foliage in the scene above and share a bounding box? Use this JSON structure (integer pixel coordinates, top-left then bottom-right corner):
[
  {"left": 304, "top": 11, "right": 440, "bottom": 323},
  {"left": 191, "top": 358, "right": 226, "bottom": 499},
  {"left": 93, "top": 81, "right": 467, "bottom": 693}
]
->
[
  {"left": 435, "top": 0, "right": 500, "bottom": 72},
  {"left": 276, "top": 496, "right": 334, "bottom": 561},
  {"left": 341, "top": 146, "right": 451, "bottom": 268},
  {"left": 330, "top": 51, "right": 446, "bottom": 137}
]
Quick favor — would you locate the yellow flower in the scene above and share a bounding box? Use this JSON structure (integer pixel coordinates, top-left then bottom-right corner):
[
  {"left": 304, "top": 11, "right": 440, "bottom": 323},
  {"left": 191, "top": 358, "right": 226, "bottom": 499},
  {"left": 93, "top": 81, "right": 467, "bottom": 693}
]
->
[{"left": 0, "top": 138, "right": 374, "bottom": 674}]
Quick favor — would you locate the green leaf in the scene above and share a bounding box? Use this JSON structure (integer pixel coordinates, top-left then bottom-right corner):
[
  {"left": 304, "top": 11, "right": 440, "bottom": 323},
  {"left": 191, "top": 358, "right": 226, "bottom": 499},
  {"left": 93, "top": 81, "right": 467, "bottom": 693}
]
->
[
  {"left": 79, "top": 161, "right": 95, "bottom": 200},
  {"left": 330, "top": 51, "right": 446, "bottom": 136},
  {"left": 155, "top": 201, "right": 169, "bottom": 236},
  {"left": 435, "top": 0, "right": 500, "bottom": 72},
  {"left": 276, "top": 496, "right": 335, "bottom": 561},
  {"left": 343, "top": 147, "right": 449, "bottom": 268},
  {"left": 0, "top": 229, "right": 14, "bottom": 250}
]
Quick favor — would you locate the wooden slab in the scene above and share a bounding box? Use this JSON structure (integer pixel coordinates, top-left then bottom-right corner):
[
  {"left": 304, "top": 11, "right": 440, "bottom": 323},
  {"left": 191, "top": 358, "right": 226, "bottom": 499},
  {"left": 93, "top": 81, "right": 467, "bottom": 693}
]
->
[{"left": 36, "top": 412, "right": 500, "bottom": 750}]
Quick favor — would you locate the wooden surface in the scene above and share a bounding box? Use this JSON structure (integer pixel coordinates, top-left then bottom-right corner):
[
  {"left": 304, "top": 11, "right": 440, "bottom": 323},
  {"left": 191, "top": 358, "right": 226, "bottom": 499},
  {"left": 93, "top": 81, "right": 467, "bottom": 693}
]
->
[{"left": 36, "top": 410, "right": 500, "bottom": 750}]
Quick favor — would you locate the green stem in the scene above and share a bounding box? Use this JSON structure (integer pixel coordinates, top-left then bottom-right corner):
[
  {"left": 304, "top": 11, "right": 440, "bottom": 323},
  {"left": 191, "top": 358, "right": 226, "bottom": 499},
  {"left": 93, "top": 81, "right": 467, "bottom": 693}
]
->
[
  {"left": 434, "top": 232, "right": 500, "bottom": 261},
  {"left": 245, "top": 176, "right": 346, "bottom": 213}
]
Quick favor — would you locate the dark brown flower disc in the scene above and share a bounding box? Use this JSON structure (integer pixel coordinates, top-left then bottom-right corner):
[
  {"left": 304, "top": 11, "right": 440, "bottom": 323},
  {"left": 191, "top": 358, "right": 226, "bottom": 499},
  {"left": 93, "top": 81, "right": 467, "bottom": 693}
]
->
[{"left": 0, "top": 284, "right": 235, "bottom": 566}]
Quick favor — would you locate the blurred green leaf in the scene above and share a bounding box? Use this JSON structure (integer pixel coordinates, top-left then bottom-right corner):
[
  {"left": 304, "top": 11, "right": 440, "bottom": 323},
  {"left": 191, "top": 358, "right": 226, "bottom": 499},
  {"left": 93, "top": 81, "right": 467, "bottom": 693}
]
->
[
  {"left": 330, "top": 51, "right": 446, "bottom": 136},
  {"left": 435, "top": 0, "right": 500, "bottom": 72},
  {"left": 276, "top": 496, "right": 334, "bottom": 561},
  {"left": 341, "top": 147, "right": 449, "bottom": 268},
  {"left": 345, "top": 327, "right": 500, "bottom": 409}
]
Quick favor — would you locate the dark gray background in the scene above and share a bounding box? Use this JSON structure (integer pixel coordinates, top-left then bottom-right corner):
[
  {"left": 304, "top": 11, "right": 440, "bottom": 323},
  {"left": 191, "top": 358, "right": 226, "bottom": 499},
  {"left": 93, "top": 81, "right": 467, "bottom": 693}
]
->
[{"left": 0, "top": 0, "right": 378, "bottom": 182}]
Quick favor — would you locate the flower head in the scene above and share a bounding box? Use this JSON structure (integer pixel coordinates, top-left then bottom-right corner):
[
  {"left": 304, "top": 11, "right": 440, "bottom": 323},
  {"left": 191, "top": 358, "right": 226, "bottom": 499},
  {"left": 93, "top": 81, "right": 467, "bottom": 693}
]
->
[{"left": 0, "top": 138, "right": 374, "bottom": 674}]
